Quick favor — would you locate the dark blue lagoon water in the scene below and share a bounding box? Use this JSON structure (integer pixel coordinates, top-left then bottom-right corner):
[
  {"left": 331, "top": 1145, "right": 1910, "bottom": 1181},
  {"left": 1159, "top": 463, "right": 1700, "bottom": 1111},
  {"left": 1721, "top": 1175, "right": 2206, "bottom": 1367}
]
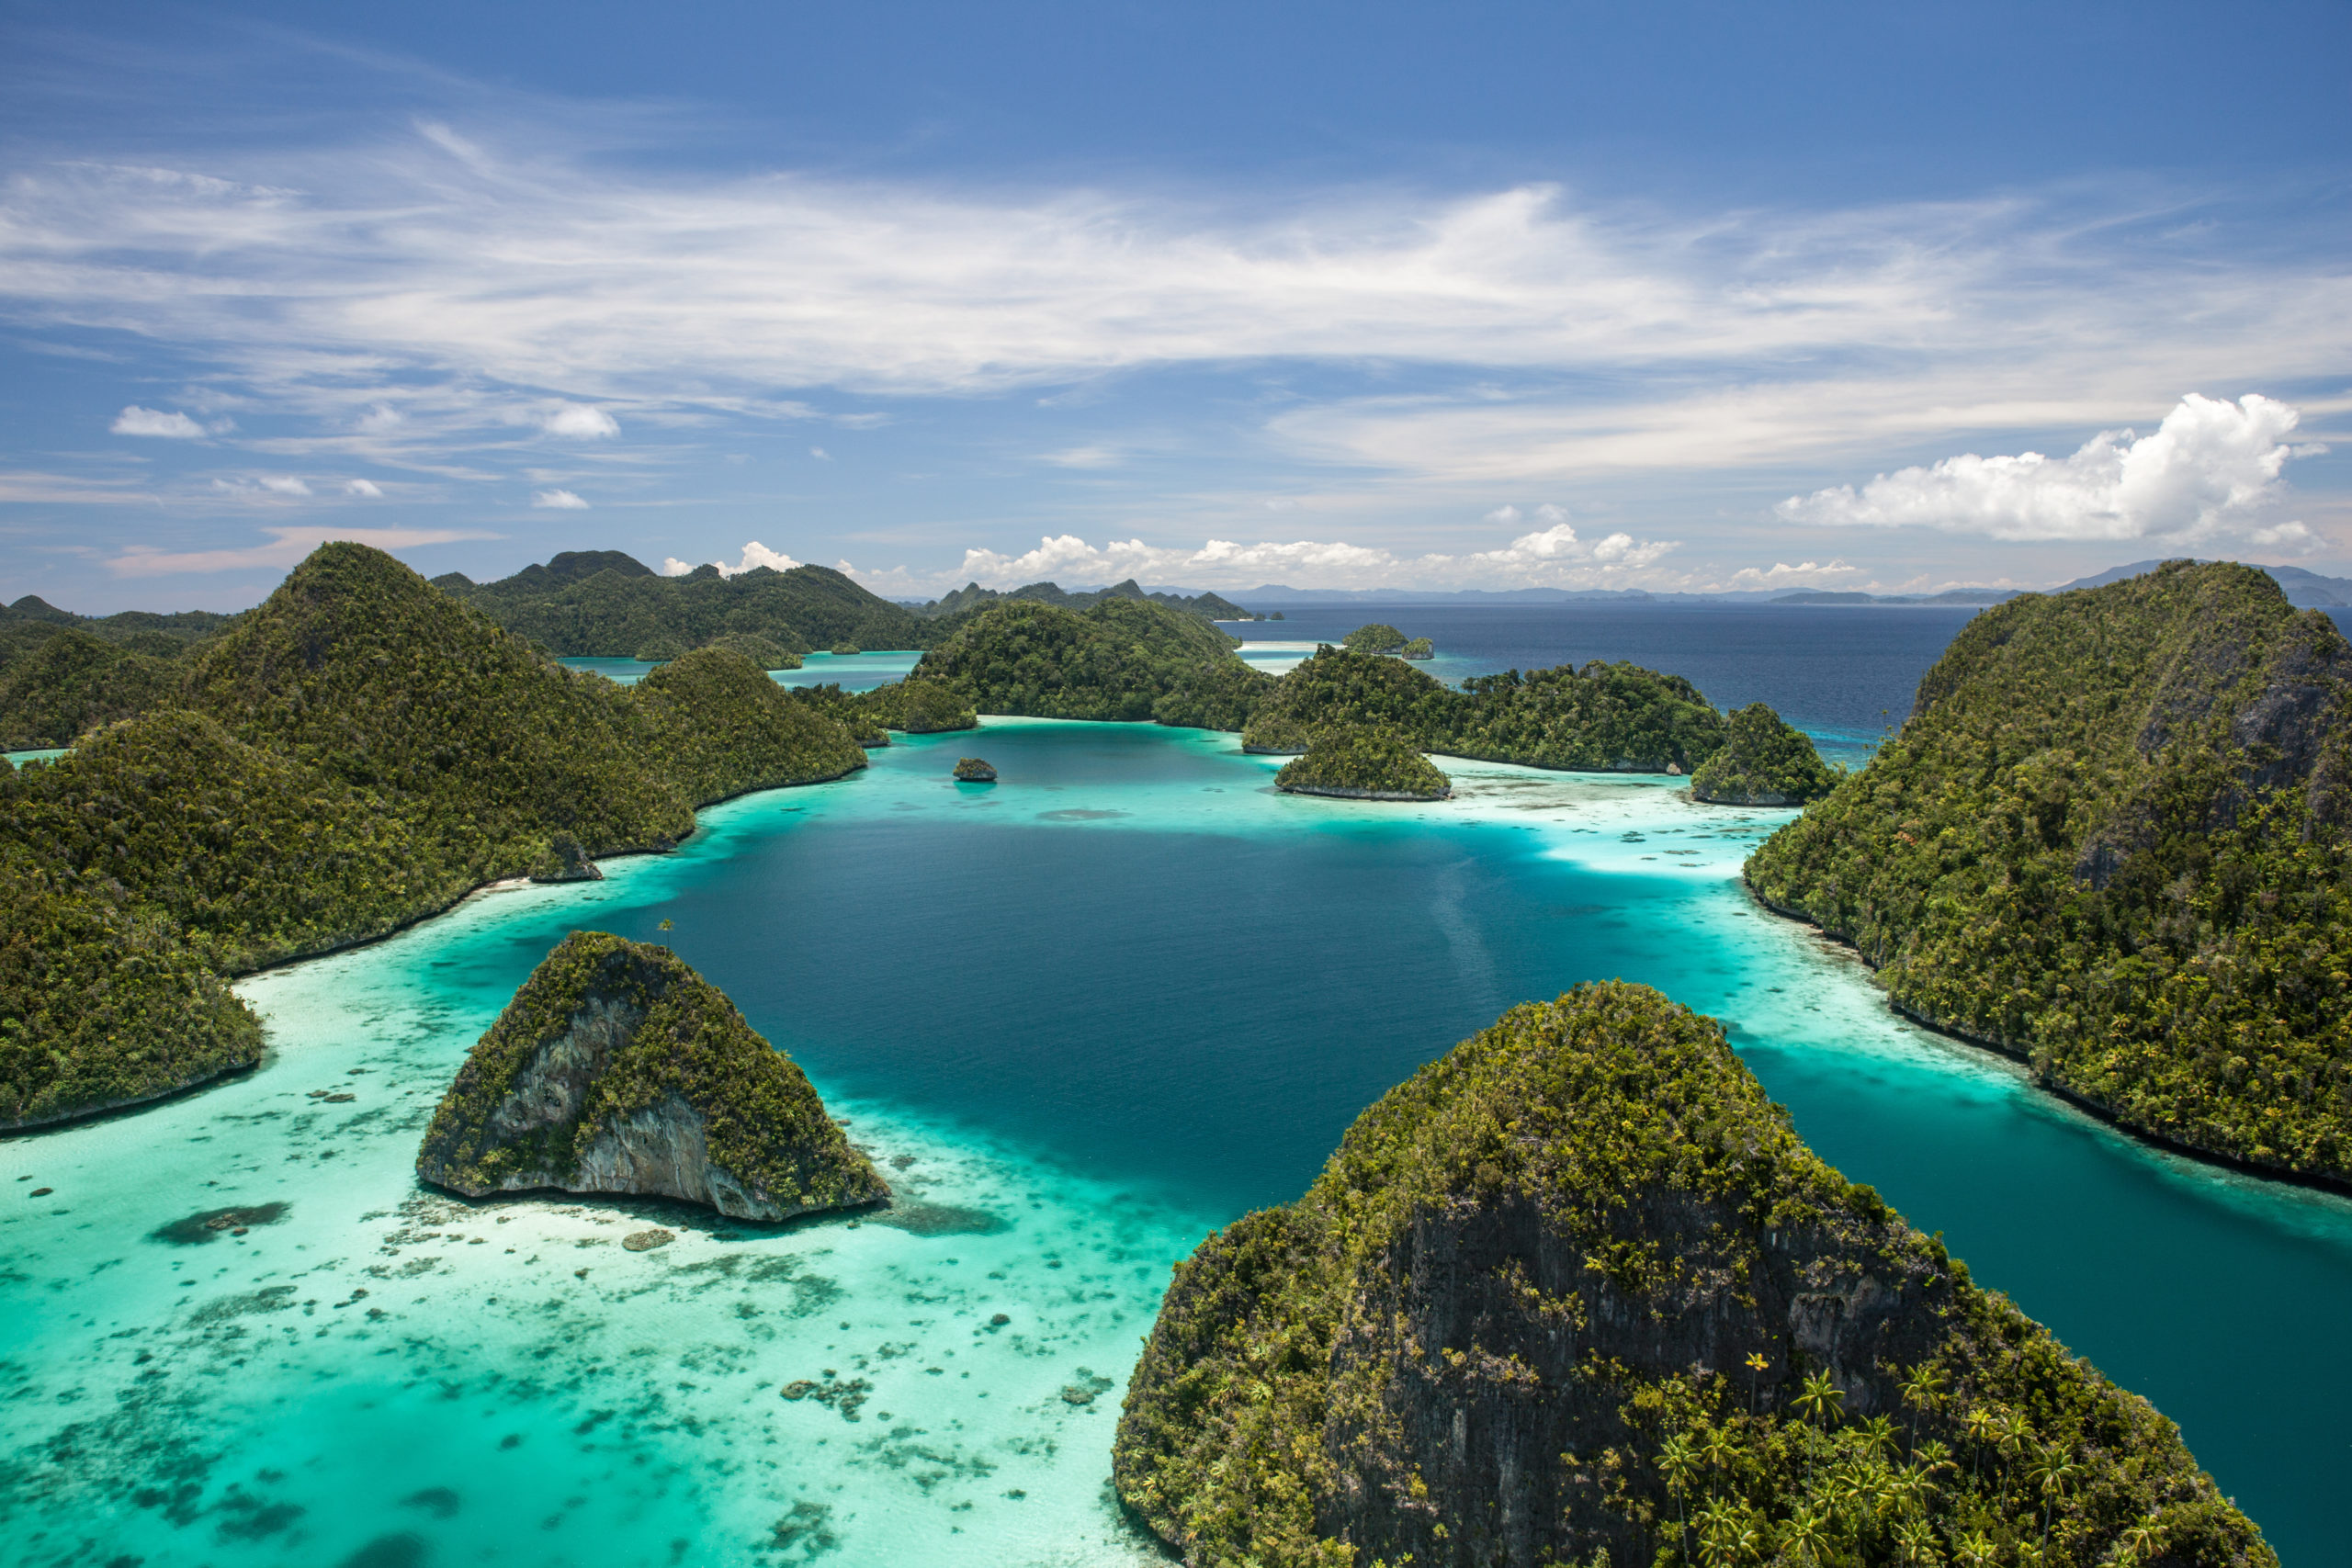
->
[{"left": 6, "top": 627, "right": 2351, "bottom": 1563}]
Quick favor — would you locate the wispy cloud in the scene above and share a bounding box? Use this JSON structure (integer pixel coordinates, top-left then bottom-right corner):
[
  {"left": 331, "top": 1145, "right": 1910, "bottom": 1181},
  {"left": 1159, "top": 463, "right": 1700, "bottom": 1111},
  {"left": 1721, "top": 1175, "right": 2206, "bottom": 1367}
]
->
[
  {"left": 530, "top": 487, "right": 588, "bottom": 509},
  {"left": 110, "top": 405, "right": 205, "bottom": 438},
  {"left": 108, "top": 525, "right": 496, "bottom": 576}
]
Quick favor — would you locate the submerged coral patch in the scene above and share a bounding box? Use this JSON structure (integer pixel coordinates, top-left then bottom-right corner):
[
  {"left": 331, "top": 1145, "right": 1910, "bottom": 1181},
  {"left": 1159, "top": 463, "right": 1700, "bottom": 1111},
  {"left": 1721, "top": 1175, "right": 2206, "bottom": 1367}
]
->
[{"left": 151, "top": 1201, "right": 292, "bottom": 1245}]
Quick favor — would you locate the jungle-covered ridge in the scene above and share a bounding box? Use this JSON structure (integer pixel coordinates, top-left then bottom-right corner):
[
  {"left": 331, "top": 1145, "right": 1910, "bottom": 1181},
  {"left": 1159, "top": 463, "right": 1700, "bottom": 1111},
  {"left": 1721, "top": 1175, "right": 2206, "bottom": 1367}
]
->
[
  {"left": 1114, "top": 981, "right": 2272, "bottom": 1568},
  {"left": 434, "top": 549, "right": 932, "bottom": 660},
  {"left": 0, "top": 544, "right": 871, "bottom": 1133},
  {"left": 1747, "top": 560, "right": 2352, "bottom": 1186},
  {"left": 904, "top": 598, "right": 1836, "bottom": 789},
  {"left": 909, "top": 576, "right": 1259, "bottom": 622},
  {"left": 0, "top": 594, "right": 239, "bottom": 750},
  {"left": 1691, "top": 702, "right": 1848, "bottom": 807}
]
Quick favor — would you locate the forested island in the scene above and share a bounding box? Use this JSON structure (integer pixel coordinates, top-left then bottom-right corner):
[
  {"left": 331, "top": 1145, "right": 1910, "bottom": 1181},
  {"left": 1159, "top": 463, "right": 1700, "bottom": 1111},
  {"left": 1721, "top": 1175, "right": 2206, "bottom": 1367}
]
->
[
  {"left": 1275, "top": 726, "right": 1452, "bottom": 800},
  {"left": 1115, "top": 982, "right": 2271, "bottom": 1568},
  {"left": 417, "top": 931, "right": 888, "bottom": 1221},
  {"left": 1746, "top": 561, "right": 2352, "bottom": 1185},
  {"left": 1691, "top": 702, "right": 1846, "bottom": 806},
  {"left": 0, "top": 544, "right": 870, "bottom": 1131}
]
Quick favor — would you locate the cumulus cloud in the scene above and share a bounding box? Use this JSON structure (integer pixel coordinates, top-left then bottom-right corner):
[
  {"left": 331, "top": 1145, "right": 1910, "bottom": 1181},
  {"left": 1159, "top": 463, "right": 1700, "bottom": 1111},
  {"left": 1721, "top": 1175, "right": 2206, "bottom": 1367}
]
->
[
  {"left": 662, "top": 540, "right": 805, "bottom": 577},
  {"left": 110, "top": 525, "right": 494, "bottom": 576},
  {"left": 530, "top": 488, "right": 588, "bottom": 509},
  {"left": 1776, "top": 393, "right": 2321, "bottom": 545},
  {"left": 345, "top": 478, "right": 383, "bottom": 497},
  {"left": 537, "top": 402, "right": 620, "bottom": 438},
  {"left": 1728, "top": 560, "right": 1860, "bottom": 587},
  {"left": 111, "top": 405, "right": 205, "bottom": 438},
  {"left": 842, "top": 516, "right": 1678, "bottom": 596}
]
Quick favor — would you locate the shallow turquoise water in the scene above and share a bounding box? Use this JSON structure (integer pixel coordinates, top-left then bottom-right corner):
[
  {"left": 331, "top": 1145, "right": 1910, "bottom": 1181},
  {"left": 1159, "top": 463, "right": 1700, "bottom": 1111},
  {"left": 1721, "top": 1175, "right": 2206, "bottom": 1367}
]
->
[
  {"left": 4, "top": 746, "right": 68, "bottom": 769},
  {"left": 556, "top": 651, "right": 920, "bottom": 692},
  {"left": 5, "top": 723, "right": 2347, "bottom": 1564}
]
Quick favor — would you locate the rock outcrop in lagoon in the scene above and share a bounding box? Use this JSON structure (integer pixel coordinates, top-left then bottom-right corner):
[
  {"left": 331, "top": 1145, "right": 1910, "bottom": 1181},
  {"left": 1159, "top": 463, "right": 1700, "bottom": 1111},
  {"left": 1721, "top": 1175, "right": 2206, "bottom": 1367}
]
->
[
  {"left": 1115, "top": 982, "right": 2271, "bottom": 1568},
  {"left": 953, "top": 757, "right": 998, "bottom": 782},
  {"left": 418, "top": 931, "right": 887, "bottom": 1221}
]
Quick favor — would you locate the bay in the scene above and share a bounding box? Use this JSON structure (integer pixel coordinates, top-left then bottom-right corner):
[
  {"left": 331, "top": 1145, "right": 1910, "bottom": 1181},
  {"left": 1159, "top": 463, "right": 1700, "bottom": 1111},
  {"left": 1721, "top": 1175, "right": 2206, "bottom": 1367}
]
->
[{"left": 5, "top": 605, "right": 2348, "bottom": 1564}]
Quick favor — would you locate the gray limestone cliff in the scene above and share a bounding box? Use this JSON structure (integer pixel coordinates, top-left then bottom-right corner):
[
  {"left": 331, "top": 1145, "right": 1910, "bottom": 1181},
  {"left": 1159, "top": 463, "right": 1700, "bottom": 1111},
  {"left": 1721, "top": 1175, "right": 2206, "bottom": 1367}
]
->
[
  {"left": 416, "top": 931, "right": 888, "bottom": 1221},
  {"left": 1113, "top": 981, "right": 2270, "bottom": 1568}
]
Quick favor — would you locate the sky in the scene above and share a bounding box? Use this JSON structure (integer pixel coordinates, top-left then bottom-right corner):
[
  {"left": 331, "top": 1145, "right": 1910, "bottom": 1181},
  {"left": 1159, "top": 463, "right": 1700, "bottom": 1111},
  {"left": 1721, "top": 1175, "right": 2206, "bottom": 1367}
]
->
[{"left": 1, "top": 0, "right": 2347, "bottom": 612}]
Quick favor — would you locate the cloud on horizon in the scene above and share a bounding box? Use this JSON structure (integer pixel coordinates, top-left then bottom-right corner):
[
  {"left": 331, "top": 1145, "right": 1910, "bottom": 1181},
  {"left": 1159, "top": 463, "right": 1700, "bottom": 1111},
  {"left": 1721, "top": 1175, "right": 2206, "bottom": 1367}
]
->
[
  {"left": 108, "top": 525, "right": 497, "bottom": 576},
  {"left": 1779, "top": 394, "right": 2323, "bottom": 547}
]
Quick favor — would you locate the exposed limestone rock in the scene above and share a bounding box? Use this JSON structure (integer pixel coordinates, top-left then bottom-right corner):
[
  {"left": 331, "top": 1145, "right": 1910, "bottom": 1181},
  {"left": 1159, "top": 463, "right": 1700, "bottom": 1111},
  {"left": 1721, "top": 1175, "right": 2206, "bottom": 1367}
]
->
[{"left": 416, "top": 931, "right": 887, "bottom": 1222}]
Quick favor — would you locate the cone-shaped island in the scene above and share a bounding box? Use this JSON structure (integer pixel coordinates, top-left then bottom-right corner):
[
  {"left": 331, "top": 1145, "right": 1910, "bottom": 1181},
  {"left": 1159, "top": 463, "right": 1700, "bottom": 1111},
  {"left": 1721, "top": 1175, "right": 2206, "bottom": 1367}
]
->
[
  {"left": 1114, "top": 981, "right": 2270, "bottom": 1568},
  {"left": 418, "top": 931, "right": 887, "bottom": 1222}
]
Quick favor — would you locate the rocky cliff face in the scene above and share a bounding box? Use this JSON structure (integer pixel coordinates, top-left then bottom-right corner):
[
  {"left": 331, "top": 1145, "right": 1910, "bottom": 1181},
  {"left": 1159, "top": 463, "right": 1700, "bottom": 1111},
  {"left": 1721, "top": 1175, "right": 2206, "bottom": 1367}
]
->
[
  {"left": 1114, "top": 983, "right": 2270, "bottom": 1568},
  {"left": 417, "top": 931, "right": 887, "bottom": 1222}
]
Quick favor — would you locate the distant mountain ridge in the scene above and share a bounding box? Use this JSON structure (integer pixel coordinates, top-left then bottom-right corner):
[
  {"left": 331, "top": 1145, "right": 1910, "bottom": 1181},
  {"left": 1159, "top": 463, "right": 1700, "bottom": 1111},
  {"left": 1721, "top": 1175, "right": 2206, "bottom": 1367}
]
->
[
  {"left": 906, "top": 577, "right": 1259, "bottom": 622},
  {"left": 2057, "top": 559, "right": 2352, "bottom": 608}
]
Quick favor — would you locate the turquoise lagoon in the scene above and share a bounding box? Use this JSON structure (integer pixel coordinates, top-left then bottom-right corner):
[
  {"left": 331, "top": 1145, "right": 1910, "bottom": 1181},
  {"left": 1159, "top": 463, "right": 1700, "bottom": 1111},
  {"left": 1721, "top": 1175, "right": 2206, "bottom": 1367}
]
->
[
  {"left": 5, "top": 721, "right": 2349, "bottom": 1565},
  {"left": 557, "top": 651, "right": 921, "bottom": 693}
]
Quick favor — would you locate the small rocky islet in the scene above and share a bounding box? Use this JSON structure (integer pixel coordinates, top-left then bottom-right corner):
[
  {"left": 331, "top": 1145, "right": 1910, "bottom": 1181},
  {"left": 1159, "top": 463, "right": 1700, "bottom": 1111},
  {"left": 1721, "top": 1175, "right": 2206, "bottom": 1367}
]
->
[{"left": 415, "top": 931, "right": 888, "bottom": 1222}]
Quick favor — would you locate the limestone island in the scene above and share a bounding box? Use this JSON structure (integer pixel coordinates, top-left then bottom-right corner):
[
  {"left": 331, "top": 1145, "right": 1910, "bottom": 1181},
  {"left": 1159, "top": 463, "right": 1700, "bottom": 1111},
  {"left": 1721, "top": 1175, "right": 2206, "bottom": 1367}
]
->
[
  {"left": 1275, "top": 726, "right": 1452, "bottom": 801},
  {"left": 416, "top": 931, "right": 888, "bottom": 1222},
  {"left": 1399, "top": 636, "right": 1434, "bottom": 659},
  {"left": 830, "top": 641, "right": 861, "bottom": 656},
  {"left": 1114, "top": 981, "right": 2273, "bottom": 1568},
  {"left": 953, "top": 757, "right": 998, "bottom": 782},
  {"left": 1690, "top": 700, "right": 1844, "bottom": 805}
]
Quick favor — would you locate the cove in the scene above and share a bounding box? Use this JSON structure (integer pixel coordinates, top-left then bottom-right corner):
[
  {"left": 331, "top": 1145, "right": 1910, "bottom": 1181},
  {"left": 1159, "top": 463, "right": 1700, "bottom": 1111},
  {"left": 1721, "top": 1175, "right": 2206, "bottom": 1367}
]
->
[{"left": 3, "top": 721, "right": 2346, "bottom": 1565}]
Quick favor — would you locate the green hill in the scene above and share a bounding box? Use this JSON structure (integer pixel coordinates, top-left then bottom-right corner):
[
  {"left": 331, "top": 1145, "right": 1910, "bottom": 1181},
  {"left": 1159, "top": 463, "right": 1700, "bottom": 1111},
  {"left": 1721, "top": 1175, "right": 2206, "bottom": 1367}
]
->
[
  {"left": 0, "top": 627, "right": 183, "bottom": 749},
  {"left": 912, "top": 596, "right": 1247, "bottom": 721},
  {"left": 1115, "top": 982, "right": 2272, "bottom": 1568},
  {"left": 0, "top": 544, "right": 871, "bottom": 1132},
  {"left": 447, "top": 553, "right": 929, "bottom": 658},
  {"left": 1691, "top": 702, "right": 1846, "bottom": 805},
  {"left": 1746, "top": 560, "right": 2352, "bottom": 1182},
  {"left": 1274, "top": 725, "right": 1452, "bottom": 800}
]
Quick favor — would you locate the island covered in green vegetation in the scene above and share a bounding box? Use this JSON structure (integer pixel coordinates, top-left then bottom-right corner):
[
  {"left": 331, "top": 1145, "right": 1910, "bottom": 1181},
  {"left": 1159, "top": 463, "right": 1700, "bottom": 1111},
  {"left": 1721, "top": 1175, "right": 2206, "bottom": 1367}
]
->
[
  {"left": 435, "top": 548, "right": 929, "bottom": 659},
  {"left": 1746, "top": 561, "right": 2352, "bottom": 1185},
  {"left": 1274, "top": 726, "right": 1452, "bottom": 800},
  {"left": 416, "top": 931, "right": 888, "bottom": 1221},
  {"left": 0, "top": 544, "right": 870, "bottom": 1132},
  {"left": 1114, "top": 981, "right": 2272, "bottom": 1568},
  {"left": 1691, "top": 701, "right": 1846, "bottom": 806}
]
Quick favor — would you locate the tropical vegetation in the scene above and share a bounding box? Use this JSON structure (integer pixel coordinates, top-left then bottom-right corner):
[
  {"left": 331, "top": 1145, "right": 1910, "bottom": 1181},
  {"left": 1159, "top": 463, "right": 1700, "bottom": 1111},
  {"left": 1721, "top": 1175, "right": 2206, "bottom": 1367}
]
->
[
  {"left": 416, "top": 931, "right": 888, "bottom": 1215},
  {"left": 1692, "top": 702, "right": 1846, "bottom": 805},
  {"left": 1746, "top": 561, "right": 2352, "bottom": 1182},
  {"left": 912, "top": 596, "right": 1249, "bottom": 721},
  {"left": 1341, "top": 623, "right": 1409, "bottom": 653},
  {"left": 0, "top": 544, "right": 869, "bottom": 1130},
  {"left": 1114, "top": 981, "right": 2271, "bottom": 1568},
  {"left": 437, "top": 548, "right": 929, "bottom": 657},
  {"left": 1274, "top": 726, "right": 1452, "bottom": 799}
]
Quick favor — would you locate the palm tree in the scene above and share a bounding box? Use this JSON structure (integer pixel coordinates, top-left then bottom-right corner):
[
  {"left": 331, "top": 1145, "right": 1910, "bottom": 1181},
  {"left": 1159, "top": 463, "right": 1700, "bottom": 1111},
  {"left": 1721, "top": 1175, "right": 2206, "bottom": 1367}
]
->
[
  {"left": 1899, "top": 1363, "right": 1949, "bottom": 1449},
  {"left": 1953, "top": 1529, "right": 1998, "bottom": 1568},
  {"left": 1994, "top": 1410, "right": 2031, "bottom": 1510},
  {"left": 1660, "top": 1434, "right": 1701, "bottom": 1562},
  {"left": 1783, "top": 1506, "right": 1832, "bottom": 1566},
  {"left": 1961, "top": 1405, "right": 1997, "bottom": 1480},
  {"left": 1893, "top": 1517, "right": 1942, "bottom": 1566},
  {"left": 1793, "top": 1371, "right": 1846, "bottom": 1431},
  {"left": 2024, "top": 1447, "right": 2082, "bottom": 1543},
  {"left": 1693, "top": 1500, "right": 1747, "bottom": 1568},
  {"left": 2117, "top": 1520, "right": 2165, "bottom": 1565},
  {"left": 1698, "top": 1424, "right": 1740, "bottom": 1481},
  {"left": 1860, "top": 1415, "right": 1897, "bottom": 1459}
]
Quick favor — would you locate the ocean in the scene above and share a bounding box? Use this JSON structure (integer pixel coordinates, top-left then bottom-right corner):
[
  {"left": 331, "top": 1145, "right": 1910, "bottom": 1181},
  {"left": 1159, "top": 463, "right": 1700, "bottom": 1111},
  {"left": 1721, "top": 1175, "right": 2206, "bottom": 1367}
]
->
[{"left": 5, "top": 604, "right": 2347, "bottom": 1566}]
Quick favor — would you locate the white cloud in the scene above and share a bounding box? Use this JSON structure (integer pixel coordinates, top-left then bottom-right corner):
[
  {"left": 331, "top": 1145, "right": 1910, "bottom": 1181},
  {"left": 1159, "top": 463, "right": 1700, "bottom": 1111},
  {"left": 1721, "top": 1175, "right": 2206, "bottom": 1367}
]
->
[
  {"left": 662, "top": 540, "right": 807, "bottom": 577},
  {"left": 659, "top": 558, "right": 695, "bottom": 577},
  {"left": 345, "top": 478, "right": 383, "bottom": 497},
  {"left": 111, "top": 405, "right": 205, "bottom": 438},
  {"left": 356, "top": 403, "right": 404, "bottom": 434},
  {"left": 842, "top": 520, "right": 1678, "bottom": 595},
  {"left": 531, "top": 488, "right": 589, "bottom": 509},
  {"left": 109, "top": 525, "right": 495, "bottom": 576},
  {"left": 537, "top": 402, "right": 619, "bottom": 438},
  {"left": 1729, "top": 559, "right": 1860, "bottom": 587},
  {"left": 809, "top": 446, "right": 831, "bottom": 460},
  {"left": 210, "top": 474, "right": 313, "bottom": 498},
  {"left": 1777, "top": 393, "right": 2320, "bottom": 544},
  {"left": 1042, "top": 446, "right": 1121, "bottom": 469}
]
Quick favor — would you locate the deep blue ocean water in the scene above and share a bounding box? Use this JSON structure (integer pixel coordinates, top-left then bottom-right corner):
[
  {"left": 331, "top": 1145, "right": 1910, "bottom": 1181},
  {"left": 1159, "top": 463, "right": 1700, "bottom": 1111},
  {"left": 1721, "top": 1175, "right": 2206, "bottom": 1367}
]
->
[{"left": 6, "top": 606, "right": 2349, "bottom": 1565}]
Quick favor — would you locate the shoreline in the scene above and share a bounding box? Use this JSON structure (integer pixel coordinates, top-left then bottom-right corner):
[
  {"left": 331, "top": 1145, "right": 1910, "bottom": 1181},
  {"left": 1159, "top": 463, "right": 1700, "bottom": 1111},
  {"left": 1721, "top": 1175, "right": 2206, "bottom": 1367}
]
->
[{"left": 1742, "top": 874, "right": 2352, "bottom": 1201}]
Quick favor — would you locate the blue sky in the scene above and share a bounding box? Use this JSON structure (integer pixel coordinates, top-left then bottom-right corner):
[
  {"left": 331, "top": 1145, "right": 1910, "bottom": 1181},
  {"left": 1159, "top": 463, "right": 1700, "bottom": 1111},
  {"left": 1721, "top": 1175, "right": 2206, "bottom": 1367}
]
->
[{"left": 2, "top": 0, "right": 2346, "bottom": 610}]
